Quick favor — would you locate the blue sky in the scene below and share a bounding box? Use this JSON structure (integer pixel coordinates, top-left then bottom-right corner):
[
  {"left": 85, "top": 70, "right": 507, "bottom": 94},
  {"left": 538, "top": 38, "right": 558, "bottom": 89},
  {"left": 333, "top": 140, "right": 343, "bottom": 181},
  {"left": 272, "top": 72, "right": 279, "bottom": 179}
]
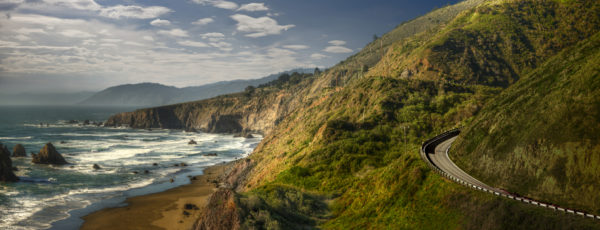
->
[{"left": 0, "top": 0, "right": 458, "bottom": 93}]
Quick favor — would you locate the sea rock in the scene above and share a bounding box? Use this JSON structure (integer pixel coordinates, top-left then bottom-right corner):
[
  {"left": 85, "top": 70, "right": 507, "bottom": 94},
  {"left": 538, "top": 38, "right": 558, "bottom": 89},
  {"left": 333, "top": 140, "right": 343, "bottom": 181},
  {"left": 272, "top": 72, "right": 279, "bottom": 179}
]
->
[
  {"left": 83, "top": 120, "right": 90, "bottom": 125},
  {"left": 32, "top": 143, "right": 69, "bottom": 165},
  {"left": 93, "top": 164, "right": 101, "bottom": 170},
  {"left": 188, "top": 139, "right": 197, "bottom": 145},
  {"left": 0, "top": 143, "right": 19, "bottom": 182},
  {"left": 12, "top": 144, "right": 26, "bottom": 157},
  {"left": 203, "top": 153, "right": 218, "bottom": 157},
  {"left": 184, "top": 203, "right": 199, "bottom": 210}
]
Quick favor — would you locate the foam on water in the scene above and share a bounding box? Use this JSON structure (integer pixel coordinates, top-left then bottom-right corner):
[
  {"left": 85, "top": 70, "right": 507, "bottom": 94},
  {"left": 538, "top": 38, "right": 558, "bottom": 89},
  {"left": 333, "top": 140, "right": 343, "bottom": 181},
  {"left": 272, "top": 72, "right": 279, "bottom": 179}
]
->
[{"left": 0, "top": 116, "right": 261, "bottom": 229}]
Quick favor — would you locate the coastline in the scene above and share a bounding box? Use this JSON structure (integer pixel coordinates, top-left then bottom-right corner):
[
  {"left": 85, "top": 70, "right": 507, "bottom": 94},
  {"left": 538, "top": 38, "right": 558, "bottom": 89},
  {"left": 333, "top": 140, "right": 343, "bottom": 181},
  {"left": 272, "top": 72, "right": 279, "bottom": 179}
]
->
[{"left": 80, "top": 161, "right": 234, "bottom": 230}]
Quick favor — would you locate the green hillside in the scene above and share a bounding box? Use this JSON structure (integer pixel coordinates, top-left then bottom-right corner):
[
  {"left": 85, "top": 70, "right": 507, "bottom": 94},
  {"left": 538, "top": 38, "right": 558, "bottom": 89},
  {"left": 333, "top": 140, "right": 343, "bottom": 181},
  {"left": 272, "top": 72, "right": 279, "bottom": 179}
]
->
[
  {"left": 215, "top": 0, "right": 600, "bottom": 229},
  {"left": 452, "top": 32, "right": 600, "bottom": 214}
]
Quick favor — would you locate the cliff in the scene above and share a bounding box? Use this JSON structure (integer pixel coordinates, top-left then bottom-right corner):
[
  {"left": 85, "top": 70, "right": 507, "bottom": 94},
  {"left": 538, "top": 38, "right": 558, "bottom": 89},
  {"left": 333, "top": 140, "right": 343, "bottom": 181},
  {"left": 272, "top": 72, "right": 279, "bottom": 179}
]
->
[{"left": 105, "top": 72, "right": 317, "bottom": 135}]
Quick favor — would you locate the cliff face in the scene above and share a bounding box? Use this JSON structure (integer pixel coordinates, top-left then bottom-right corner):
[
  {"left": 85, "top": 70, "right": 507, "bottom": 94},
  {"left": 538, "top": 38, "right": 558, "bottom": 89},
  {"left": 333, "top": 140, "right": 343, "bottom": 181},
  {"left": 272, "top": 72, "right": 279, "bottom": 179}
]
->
[{"left": 105, "top": 73, "right": 315, "bottom": 135}]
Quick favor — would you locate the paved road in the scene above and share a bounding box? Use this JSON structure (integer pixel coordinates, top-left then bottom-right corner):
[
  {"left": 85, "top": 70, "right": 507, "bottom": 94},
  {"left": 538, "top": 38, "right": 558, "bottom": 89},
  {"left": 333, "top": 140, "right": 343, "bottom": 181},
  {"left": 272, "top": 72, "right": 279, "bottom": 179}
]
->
[
  {"left": 421, "top": 131, "right": 600, "bottom": 220},
  {"left": 427, "top": 136, "right": 506, "bottom": 194}
]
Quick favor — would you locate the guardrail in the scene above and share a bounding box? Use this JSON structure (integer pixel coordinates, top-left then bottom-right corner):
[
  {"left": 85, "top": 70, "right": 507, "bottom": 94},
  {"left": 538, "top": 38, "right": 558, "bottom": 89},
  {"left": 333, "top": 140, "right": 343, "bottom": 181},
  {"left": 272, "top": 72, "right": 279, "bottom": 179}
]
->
[{"left": 420, "top": 129, "right": 600, "bottom": 220}]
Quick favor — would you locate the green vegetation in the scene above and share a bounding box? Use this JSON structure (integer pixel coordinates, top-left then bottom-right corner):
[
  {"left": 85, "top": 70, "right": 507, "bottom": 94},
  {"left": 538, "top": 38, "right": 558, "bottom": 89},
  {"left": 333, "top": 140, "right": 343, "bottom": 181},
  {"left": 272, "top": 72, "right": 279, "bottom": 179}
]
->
[
  {"left": 231, "top": 0, "right": 600, "bottom": 229},
  {"left": 453, "top": 32, "right": 600, "bottom": 214}
]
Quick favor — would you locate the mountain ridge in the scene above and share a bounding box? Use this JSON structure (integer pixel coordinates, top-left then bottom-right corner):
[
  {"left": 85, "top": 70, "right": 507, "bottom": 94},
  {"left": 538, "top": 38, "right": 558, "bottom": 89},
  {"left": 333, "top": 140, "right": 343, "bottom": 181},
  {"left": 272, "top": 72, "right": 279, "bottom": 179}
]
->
[{"left": 79, "top": 68, "right": 313, "bottom": 107}]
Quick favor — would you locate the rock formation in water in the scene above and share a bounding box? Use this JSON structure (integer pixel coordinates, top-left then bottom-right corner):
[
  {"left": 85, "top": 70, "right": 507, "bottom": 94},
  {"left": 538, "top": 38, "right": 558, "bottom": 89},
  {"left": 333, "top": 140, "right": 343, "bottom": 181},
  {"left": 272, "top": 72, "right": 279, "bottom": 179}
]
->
[
  {"left": 12, "top": 144, "right": 26, "bottom": 157},
  {"left": 32, "top": 143, "right": 69, "bottom": 165},
  {"left": 0, "top": 143, "right": 19, "bottom": 182}
]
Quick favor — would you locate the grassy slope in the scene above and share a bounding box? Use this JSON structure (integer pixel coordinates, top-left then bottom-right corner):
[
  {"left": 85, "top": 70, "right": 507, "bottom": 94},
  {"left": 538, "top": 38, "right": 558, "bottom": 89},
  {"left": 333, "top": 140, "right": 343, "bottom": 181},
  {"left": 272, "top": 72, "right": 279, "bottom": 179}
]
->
[
  {"left": 231, "top": 0, "right": 600, "bottom": 229},
  {"left": 369, "top": 0, "right": 600, "bottom": 87},
  {"left": 452, "top": 32, "right": 600, "bottom": 214}
]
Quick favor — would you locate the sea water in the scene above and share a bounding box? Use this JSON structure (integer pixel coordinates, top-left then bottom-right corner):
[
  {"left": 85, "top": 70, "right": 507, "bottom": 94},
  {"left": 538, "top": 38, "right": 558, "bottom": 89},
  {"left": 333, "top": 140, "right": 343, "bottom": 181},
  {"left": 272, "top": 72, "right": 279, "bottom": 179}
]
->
[{"left": 0, "top": 106, "right": 261, "bottom": 229}]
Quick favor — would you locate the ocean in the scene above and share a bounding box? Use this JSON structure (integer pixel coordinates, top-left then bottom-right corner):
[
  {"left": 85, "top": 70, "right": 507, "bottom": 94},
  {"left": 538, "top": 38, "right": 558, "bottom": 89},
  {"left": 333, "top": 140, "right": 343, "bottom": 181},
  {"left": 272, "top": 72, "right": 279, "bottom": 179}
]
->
[{"left": 0, "top": 106, "right": 261, "bottom": 229}]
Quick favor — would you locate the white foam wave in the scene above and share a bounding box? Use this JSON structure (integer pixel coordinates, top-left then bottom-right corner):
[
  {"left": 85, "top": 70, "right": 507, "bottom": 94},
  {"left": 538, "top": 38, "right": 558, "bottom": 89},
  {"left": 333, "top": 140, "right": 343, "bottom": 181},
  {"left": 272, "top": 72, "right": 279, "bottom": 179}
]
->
[{"left": 0, "top": 136, "right": 33, "bottom": 140}]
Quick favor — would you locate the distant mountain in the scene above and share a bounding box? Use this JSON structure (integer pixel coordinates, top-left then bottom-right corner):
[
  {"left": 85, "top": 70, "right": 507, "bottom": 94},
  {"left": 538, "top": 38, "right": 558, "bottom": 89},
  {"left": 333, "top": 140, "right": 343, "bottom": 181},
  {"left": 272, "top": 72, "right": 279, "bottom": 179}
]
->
[
  {"left": 0, "top": 92, "right": 95, "bottom": 106},
  {"left": 79, "top": 68, "right": 313, "bottom": 107}
]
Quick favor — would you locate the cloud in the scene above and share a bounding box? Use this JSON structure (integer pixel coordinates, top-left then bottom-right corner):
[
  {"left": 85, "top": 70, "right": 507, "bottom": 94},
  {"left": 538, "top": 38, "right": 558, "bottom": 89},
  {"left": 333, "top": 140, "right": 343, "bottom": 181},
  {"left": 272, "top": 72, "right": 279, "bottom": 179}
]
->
[
  {"left": 142, "top": 35, "right": 154, "bottom": 41},
  {"left": 282, "top": 44, "right": 309, "bottom": 50},
  {"left": 158, "top": 28, "right": 189, "bottom": 37},
  {"left": 209, "top": 41, "right": 232, "bottom": 51},
  {"left": 323, "top": 46, "right": 353, "bottom": 53},
  {"left": 16, "top": 28, "right": 46, "bottom": 34},
  {"left": 59, "top": 29, "right": 95, "bottom": 38},
  {"left": 0, "top": 1, "right": 20, "bottom": 12},
  {"left": 200, "top": 32, "right": 225, "bottom": 41},
  {"left": 99, "top": 5, "right": 171, "bottom": 19},
  {"left": 328, "top": 40, "right": 346, "bottom": 46},
  {"left": 310, "top": 53, "right": 328, "bottom": 59},
  {"left": 150, "top": 18, "right": 170, "bottom": 26},
  {"left": 192, "top": 17, "right": 214, "bottom": 26},
  {"left": 192, "top": 0, "right": 238, "bottom": 10},
  {"left": 230, "top": 14, "right": 294, "bottom": 38},
  {"left": 178, "top": 40, "right": 209, "bottom": 48},
  {"left": 237, "top": 3, "right": 268, "bottom": 12}
]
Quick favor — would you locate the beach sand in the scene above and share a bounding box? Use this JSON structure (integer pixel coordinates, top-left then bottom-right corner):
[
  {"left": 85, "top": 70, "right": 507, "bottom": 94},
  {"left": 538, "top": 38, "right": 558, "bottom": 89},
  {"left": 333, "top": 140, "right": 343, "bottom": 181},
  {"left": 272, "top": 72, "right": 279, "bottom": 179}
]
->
[{"left": 80, "top": 163, "right": 229, "bottom": 230}]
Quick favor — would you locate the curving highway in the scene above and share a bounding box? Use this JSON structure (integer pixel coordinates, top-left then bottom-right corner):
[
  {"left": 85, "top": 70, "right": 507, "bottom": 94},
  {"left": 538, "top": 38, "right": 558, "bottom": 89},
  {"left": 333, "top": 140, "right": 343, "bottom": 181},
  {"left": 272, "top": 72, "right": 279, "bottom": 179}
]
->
[
  {"left": 427, "top": 136, "right": 506, "bottom": 194},
  {"left": 420, "top": 130, "right": 600, "bottom": 220}
]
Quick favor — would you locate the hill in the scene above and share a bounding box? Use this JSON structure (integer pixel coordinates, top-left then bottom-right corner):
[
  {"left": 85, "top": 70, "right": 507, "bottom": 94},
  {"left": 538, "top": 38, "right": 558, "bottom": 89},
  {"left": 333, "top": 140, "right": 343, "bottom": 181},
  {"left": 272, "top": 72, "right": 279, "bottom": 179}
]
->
[
  {"left": 452, "top": 32, "right": 600, "bottom": 214},
  {"left": 106, "top": 0, "right": 600, "bottom": 229},
  {"left": 79, "top": 69, "right": 312, "bottom": 107}
]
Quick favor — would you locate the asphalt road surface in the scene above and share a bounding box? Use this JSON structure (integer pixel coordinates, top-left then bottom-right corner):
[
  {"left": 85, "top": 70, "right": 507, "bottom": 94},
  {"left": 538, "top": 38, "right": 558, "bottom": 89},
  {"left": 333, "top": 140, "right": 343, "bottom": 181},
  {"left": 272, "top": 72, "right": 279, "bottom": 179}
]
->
[{"left": 427, "top": 136, "right": 506, "bottom": 194}]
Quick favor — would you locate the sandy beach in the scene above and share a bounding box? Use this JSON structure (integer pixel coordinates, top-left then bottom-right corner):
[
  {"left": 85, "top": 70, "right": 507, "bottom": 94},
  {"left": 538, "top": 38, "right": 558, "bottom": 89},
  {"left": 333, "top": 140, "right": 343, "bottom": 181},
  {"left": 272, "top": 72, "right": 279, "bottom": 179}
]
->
[{"left": 80, "top": 163, "right": 230, "bottom": 230}]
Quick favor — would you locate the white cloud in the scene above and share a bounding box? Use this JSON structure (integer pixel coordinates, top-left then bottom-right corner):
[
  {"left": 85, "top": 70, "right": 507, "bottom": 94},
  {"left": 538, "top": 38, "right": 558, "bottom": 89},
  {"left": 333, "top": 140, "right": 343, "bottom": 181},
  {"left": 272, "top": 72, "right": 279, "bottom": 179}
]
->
[
  {"left": 323, "top": 46, "right": 353, "bottom": 53},
  {"left": 99, "top": 5, "right": 171, "bottom": 19},
  {"left": 200, "top": 32, "right": 225, "bottom": 41},
  {"left": 150, "top": 18, "right": 170, "bottom": 26},
  {"left": 192, "top": 17, "right": 214, "bottom": 26},
  {"left": 14, "top": 34, "right": 30, "bottom": 41},
  {"left": 328, "top": 40, "right": 346, "bottom": 46},
  {"left": 0, "top": 13, "right": 311, "bottom": 93},
  {"left": 209, "top": 41, "right": 232, "bottom": 51},
  {"left": 178, "top": 40, "right": 209, "bottom": 48},
  {"left": 282, "top": 45, "right": 309, "bottom": 50},
  {"left": 310, "top": 53, "right": 328, "bottom": 59},
  {"left": 59, "top": 29, "right": 95, "bottom": 38},
  {"left": 237, "top": 3, "right": 268, "bottom": 12},
  {"left": 158, "top": 29, "right": 189, "bottom": 37},
  {"left": 230, "top": 14, "right": 294, "bottom": 38},
  {"left": 192, "top": 0, "right": 238, "bottom": 10},
  {"left": 16, "top": 28, "right": 46, "bottom": 34}
]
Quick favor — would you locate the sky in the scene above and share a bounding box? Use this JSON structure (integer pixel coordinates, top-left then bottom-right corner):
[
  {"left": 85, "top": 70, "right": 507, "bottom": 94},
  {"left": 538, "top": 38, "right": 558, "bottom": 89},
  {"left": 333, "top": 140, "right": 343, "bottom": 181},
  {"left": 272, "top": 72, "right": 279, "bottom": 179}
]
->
[{"left": 0, "top": 0, "right": 459, "bottom": 93}]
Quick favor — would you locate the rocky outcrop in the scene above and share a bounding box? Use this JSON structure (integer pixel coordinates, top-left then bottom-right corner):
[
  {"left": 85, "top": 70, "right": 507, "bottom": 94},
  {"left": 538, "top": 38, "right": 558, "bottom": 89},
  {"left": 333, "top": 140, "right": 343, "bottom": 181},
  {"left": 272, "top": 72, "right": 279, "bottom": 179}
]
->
[
  {"left": 104, "top": 87, "right": 301, "bottom": 136},
  {"left": 0, "top": 143, "right": 18, "bottom": 182},
  {"left": 194, "top": 188, "right": 241, "bottom": 230},
  {"left": 12, "top": 144, "right": 26, "bottom": 157},
  {"left": 32, "top": 143, "right": 68, "bottom": 165}
]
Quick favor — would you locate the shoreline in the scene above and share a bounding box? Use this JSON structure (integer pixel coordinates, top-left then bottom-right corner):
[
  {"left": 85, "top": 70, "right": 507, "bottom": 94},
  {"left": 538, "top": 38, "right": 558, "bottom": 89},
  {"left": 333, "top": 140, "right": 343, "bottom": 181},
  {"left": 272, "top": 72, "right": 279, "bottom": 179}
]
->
[{"left": 79, "top": 161, "right": 234, "bottom": 230}]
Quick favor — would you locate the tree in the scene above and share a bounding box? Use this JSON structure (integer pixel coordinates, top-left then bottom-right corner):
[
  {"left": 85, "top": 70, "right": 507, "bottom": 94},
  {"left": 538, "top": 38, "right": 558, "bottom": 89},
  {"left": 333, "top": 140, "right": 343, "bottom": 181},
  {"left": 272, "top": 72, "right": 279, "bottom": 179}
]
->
[
  {"left": 314, "top": 67, "right": 321, "bottom": 75},
  {"left": 373, "top": 34, "right": 379, "bottom": 41},
  {"left": 244, "top": 85, "right": 255, "bottom": 95}
]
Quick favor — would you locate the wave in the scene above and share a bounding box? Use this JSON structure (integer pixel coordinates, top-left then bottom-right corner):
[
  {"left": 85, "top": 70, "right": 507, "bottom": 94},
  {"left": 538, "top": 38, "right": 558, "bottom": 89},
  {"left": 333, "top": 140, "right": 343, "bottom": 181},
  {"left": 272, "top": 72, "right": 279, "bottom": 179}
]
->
[{"left": 0, "top": 136, "right": 33, "bottom": 140}]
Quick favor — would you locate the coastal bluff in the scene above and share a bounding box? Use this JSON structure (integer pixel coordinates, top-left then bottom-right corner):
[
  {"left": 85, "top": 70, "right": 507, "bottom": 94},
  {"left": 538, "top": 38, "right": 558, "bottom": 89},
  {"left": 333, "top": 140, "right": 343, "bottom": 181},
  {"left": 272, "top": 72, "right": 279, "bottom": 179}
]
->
[{"left": 104, "top": 89, "right": 300, "bottom": 135}]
